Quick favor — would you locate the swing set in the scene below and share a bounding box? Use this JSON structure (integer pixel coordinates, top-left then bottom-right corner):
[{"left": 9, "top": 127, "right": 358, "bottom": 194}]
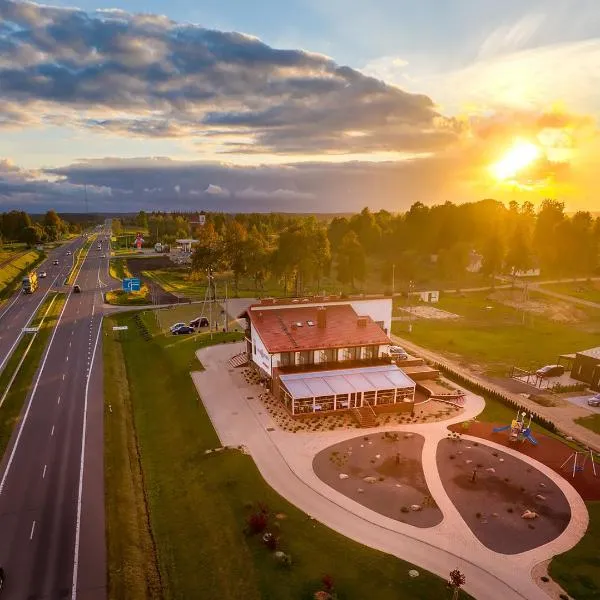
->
[{"left": 560, "top": 448, "right": 598, "bottom": 478}]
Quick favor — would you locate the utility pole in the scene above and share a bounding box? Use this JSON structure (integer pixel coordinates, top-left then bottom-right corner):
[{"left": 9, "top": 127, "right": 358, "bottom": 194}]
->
[
  {"left": 225, "top": 282, "right": 229, "bottom": 332},
  {"left": 407, "top": 280, "right": 414, "bottom": 333},
  {"left": 392, "top": 264, "right": 395, "bottom": 296}
]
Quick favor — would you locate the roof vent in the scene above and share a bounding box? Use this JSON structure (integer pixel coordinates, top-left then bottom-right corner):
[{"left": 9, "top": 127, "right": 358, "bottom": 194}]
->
[
  {"left": 357, "top": 316, "right": 368, "bottom": 328},
  {"left": 291, "top": 322, "right": 297, "bottom": 330},
  {"left": 295, "top": 322, "right": 303, "bottom": 327},
  {"left": 307, "top": 320, "right": 315, "bottom": 327}
]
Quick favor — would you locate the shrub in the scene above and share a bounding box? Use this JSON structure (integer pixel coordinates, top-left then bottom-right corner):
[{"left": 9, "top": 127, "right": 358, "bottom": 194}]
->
[
  {"left": 322, "top": 574, "right": 335, "bottom": 593},
  {"left": 247, "top": 510, "right": 268, "bottom": 534}
]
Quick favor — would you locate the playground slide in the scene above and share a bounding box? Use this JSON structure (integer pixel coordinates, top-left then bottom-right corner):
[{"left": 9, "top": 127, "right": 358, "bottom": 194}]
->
[
  {"left": 523, "top": 431, "right": 538, "bottom": 445},
  {"left": 492, "top": 425, "right": 511, "bottom": 433}
]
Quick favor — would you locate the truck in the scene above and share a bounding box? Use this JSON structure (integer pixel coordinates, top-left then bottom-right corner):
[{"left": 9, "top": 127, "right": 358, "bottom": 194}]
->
[{"left": 22, "top": 271, "right": 38, "bottom": 294}]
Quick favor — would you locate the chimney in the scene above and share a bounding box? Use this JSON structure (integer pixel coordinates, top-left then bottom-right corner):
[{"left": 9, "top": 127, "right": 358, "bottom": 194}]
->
[
  {"left": 291, "top": 322, "right": 297, "bottom": 330},
  {"left": 357, "top": 316, "right": 368, "bottom": 328},
  {"left": 317, "top": 306, "right": 327, "bottom": 329}
]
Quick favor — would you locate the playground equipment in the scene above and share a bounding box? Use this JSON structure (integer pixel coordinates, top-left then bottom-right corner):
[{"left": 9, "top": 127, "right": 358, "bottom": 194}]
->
[
  {"left": 560, "top": 448, "right": 598, "bottom": 478},
  {"left": 492, "top": 410, "right": 538, "bottom": 445}
]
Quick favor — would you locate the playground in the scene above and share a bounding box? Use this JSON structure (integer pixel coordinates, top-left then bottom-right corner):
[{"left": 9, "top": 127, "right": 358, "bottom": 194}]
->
[
  {"left": 449, "top": 421, "right": 600, "bottom": 501},
  {"left": 436, "top": 438, "right": 571, "bottom": 554},
  {"left": 312, "top": 432, "right": 443, "bottom": 527}
]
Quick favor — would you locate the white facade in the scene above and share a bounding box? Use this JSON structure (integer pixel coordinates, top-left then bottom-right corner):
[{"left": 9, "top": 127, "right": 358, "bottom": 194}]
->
[{"left": 250, "top": 321, "right": 272, "bottom": 376}]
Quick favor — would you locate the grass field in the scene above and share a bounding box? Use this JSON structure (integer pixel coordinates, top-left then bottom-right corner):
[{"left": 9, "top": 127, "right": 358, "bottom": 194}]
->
[
  {"left": 104, "top": 310, "right": 469, "bottom": 600},
  {"left": 541, "top": 280, "right": 600, "bottom": 304},
  {"left": 106, "top": 258, "right": 151, "bottom": 305},
  {"left": 0, "top": 250, "right": 43, "bottom": 295},
  {"left": 392, "top": 291, "right": 600, "bottom": 376},
  {"left": 109, "top": 258, "right": 133, "bottom": 281},
  {"left": 0, "top": 293, "right": 65, "bottom": 458},
  {"left": 575, "top": 414, "right": 600, "bottom": 435},
  {"left": 549, "top": 501, "right": 600, "bottom": 599}
]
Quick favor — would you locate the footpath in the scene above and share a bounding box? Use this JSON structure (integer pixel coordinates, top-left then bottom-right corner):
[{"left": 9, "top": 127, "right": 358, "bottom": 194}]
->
[{"left": 391, "top": 333, "right": 600, "bottom": 453}]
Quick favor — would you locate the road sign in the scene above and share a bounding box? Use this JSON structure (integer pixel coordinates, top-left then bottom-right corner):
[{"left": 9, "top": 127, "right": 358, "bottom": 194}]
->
[
  {"left": 112, "top": 326, "right": 129, "bottom": 331},
  {"left": 122, "top": 278, "right": 141, "bottom": 292}
]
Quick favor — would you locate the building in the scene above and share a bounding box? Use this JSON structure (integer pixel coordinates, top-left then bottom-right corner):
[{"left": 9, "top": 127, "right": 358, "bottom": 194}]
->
[
  {"left": 175, "top": 238, "right": 198, "bottom": 253},
  {"left": 240, "top": 296, "right": 416, "bottom": 416},
  {"left": 571, "top": 347, "right": 600, "bottom": 391}
]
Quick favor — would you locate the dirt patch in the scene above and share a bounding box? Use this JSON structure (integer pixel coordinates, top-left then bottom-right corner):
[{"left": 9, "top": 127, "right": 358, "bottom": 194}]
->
[
  {"left": 313, "top": 432, "right": 443, "bottom": 527},
  {"left": 449, "top": 421, "right": 600, "bottom": 501},
  {"left": 489, "top": 290, "right": 587, "bottom": 323},
  {"left": 437, "top": 438, "right": 571, "bottom": 554}
]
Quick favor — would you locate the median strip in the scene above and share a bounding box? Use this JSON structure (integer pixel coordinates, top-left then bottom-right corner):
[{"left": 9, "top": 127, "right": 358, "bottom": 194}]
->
[{"left": 0, "top": 292, "right": 66, "bottom": 458}]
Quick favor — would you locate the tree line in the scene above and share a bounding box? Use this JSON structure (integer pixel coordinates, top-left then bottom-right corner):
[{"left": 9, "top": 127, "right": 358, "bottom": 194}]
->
[
  {"left": 0, "top": 210, "right": 86, "bottom": 246},
  {"left": 184, "top": 199, "right": 600, "bottom": 296}
]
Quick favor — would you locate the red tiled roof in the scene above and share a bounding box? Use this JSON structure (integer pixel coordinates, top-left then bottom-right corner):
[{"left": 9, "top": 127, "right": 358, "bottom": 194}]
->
[{"left": 247, "top": 304, "right": 390, "bottom": 353}]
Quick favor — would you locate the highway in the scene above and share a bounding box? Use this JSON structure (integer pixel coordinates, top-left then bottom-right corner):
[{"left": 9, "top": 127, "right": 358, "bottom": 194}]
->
[
  {"left": 0, "top": 239, "right": 84, "bottom": 378},
  {"left": 0, "top": 228, "right": 109, "bottom": 599}
]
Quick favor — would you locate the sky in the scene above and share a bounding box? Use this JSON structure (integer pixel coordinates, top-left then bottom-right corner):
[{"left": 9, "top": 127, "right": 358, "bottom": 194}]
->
[{"left": 0, "top": 0, "right": 599, "bottom": 213}]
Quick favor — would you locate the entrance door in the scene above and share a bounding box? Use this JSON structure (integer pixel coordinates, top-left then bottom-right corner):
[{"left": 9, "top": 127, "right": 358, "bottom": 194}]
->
[{"left": 349, "top": 392, "right": 361, "bottom": 408}]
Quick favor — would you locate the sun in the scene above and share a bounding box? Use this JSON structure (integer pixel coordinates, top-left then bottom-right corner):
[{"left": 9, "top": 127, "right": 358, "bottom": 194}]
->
[{"left": 490, "top": 139, "right": 541, "bottom": 181}]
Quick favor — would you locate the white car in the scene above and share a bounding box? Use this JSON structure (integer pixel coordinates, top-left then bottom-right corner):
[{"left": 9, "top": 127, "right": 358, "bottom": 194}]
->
[
  {"left": 389, "top": 345, "right": 409, "bottom": 360},
  {"left": 66, "top": 250, "right": 72, "bottom": 255},
  {"left": 588, "top": 394, "right": 600, "bottom": 408},
  {"left": 169, "top": 322, "right": 186, "bottom": 332},
  {"left": 38, "top": 271, "right": 47, "bottom": 278},
  {"left": 101, "top": 254, "right": 106, "bottom": 258}
]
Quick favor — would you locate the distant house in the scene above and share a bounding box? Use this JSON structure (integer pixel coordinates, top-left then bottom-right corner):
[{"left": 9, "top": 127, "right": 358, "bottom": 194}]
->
[
  {"left": 571, "top": 347, "right": 600, "bottom": 391},
  {"left": 239, "top": 296, "right": 416, "bottom": 416}
]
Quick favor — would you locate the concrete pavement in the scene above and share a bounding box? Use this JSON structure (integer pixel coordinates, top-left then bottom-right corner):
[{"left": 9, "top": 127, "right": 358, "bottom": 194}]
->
[
  {"left": 0, "top": 228, "right": 108, "bottom": 599},
  {"left": 193, "top": 342, "right": 588, "bottom": 600}
]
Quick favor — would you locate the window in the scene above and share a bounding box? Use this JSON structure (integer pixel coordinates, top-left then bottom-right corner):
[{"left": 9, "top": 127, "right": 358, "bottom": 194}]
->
[
  {"left": 299, "top": 350, "right": 314, "bottom": 365},
  {"left": 365, "top": 345, "right": 378, "bottom": 359},
  {"left": 320, "top": 348, "right": 338, "bottom": 363},
  {"left": 344, "top": 347, "right": 358, "bottom": 361},
  {"left": 280, "top": 352, "right": 294, "bottom": 367}
]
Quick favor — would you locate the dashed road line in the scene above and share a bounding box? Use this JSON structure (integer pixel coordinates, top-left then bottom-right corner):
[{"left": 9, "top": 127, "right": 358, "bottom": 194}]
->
[
  {"left": 42, "top": 465, "right": 47, "bottom": 479},
  {"left": 50, "top": 425, "right": 55, "bottom": 437},
  {"left": 30, "top": 520, "right": 36, "bottom": 540}
]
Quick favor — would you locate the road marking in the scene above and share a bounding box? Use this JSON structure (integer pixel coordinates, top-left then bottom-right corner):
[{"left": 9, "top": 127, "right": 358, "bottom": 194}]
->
[
  {"left": 62, "top": 374, "right": 65, "bottom": 380},
  {"left": 72, "top": 314, "right": 103, "bottom": 600},
  {"left": 43, "top": 464, "right": 47, "bottom": 479},
  {"left": 57, "top": 396, "right": 61, "bottom": 405},
  {"left": 30, "top": 520, "right": 36, "bottom": 540},
  {"left": 66, "top": 355, "right": 69, "bottom": 362},
  {"left": 69, "top": 341, "right": 72, "bottom": 348},
  {"left": 51, "top": 425, "right": 54, "bottom": 437}
]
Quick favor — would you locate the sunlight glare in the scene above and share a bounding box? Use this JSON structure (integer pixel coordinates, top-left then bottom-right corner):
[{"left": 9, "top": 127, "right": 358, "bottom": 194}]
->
[{"left": 490, "top": 140, "right": 541, "bottom": 181}]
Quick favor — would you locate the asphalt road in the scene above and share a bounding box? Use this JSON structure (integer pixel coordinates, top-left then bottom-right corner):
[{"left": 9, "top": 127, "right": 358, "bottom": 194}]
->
[
  {"left": 0, "top": 239, "right": 83, "bottom": 378},
  {"left": 0, "top": 228, "right": 109, "bottom": 599}
]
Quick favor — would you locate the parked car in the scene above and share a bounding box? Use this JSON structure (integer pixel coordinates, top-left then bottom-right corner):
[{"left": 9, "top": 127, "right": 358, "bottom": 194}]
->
[
  {"left": 536, "top": 364, "right": 565, "bottom": 378},
  {"left": 172, "top": 325, "right": 194, "bottom": 335},
  {"left": 73, "top": 285, "right": 81, "bottom": 293},
  {"left": 588, "top": 394, "right": 600, "bottom": 407},
  {"left": 38, "top": 271, "right": 47, "bottom": 278},
  {"left": 169, "top": 322, "right": 186, "bottom": 332},
  {"left": 0, "top": 565, "right": 4, "bottom": 593},
  {"left": 190, "top": 316, "right": 210, "bottom": 328},
  {"left": 389, "top": 345, "right": 409, "bottom": 360}
]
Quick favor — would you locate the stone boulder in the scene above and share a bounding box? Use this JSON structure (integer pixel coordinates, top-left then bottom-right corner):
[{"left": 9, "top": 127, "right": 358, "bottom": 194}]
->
[
  {"left": 364, "top": 476, "right": 378, "bottom": 484},
  {"left": 522, "top": 510, "right": 538, "bottom": 520}
]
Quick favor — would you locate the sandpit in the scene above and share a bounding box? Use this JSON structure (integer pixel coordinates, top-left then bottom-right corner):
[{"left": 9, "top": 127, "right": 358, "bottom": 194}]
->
[
  {"left": 313, "top": 432, "right": 442, "bottom": 527},
  {"left": 437, "top": 438, "right": 571, "bottom": 554}
]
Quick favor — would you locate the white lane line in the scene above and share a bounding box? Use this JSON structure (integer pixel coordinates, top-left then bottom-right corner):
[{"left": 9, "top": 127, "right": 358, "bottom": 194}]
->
[
  {"left": 0, "top": 289, "right": 21, "bottom": 321},
  {"left": 30, "top": 520, "right": 36, "bottom": 540},
  {"left": 62, "top": 374, "right": 65, "bottom": 380},
  {"left": 50, "top": 425, "right": 55, "bottom": 437},
  {"left": 71, "top": 316, "right": 103, "bottom": 600},
  {"left": 0, "top": 283, "right": 72, "bottom": 497},
  {"left": 66, "top": 355, "right": 69, "bottom": 362},
  {"left": 42, "top": 464, "right": 47, "bottom": 479},
  {"left": 69, "top": 341, "right": 72, "bottom": 348},
  {"left": 57, "top": 396, "right": 61, "bottom": 405}
]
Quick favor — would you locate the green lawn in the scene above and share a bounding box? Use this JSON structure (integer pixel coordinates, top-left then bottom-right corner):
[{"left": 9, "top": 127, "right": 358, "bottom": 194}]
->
[
  {"left": 0, "top": 249, "right": 43, "bottom": 295},
  {"left": 541, "top": 280, "right": 600, "bottom": 304},
  {"left": 0, "top": 293, "right": 65, "bottom": 457},
  {"left": 109, "top": 258, "right": 133, "bottom": 281},
  {"left": 105, "top": 310, "right": 470, "bottom": 600},
  {"left": 549, "top": 501, "right": 600, "bottom": 599},
  {"left": 105, "top": 258, "right": 151, "bottom": 305},
  {"left": 393, "top": 291, "right": 600, "bottom": 376},
  {"left": 575, "top": 414, "right": 600, "bottom": 435},
  {"left": 67, "top": 237, "right": 94, "bottom": 285}
]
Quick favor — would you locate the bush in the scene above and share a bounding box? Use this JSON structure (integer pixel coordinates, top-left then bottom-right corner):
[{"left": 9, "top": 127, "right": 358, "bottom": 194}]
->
[{"left": 247, "top": 510, "right": 268, "bottom": 534}]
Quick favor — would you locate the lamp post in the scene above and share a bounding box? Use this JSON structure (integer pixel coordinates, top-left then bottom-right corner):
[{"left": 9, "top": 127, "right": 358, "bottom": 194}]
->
[{"left": 407, "top": 280, "right": 414, "bottom": 333}]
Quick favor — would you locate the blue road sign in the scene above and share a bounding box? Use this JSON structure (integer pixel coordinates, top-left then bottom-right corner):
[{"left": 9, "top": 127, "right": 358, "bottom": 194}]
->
[{"left": 122, "top": 277, "right": 141, "bottom": 292}]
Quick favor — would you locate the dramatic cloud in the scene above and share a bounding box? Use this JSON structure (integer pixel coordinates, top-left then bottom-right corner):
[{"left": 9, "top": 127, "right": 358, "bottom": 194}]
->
[{"left": 0, "top": 0, "right": 458, "bottom": 155}]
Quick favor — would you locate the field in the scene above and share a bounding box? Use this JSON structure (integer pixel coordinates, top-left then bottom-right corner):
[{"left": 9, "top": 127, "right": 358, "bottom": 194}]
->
[
  {"left": 549, "top": 501, "right": 600, "bottom": 600},
  {"left": 0, "top": 249, "right": 43, "bottom": 295},
  {"left": 540, "top": 280, "right": 600, "bottom": 304},
  {"left": 105, "top": 257, "right": 151, "bottom": 305},
  {"left": 0, "top": 293, "right": 65, "bottom": 457},
  {"left": 104, "top": 310, "right": 468, "bottom": 600},
  {"left": 575, "top": 414, "right": 600, "bottom": 435},
  {"left": 392, "top": 291, "right": 600, "bottom": 376}
]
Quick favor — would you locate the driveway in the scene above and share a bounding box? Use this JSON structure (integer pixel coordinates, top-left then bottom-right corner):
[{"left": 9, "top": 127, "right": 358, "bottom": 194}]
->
[
  {"left": 566, "top": 395, "right": 600, "bottom": 414},
  {"left": 192, "top": 342, "right": 588, "bottom": 600}
]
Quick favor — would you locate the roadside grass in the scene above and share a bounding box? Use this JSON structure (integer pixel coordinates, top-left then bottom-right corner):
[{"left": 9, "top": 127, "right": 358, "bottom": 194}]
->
[
  {"left": 0, "top": 293, "right": 65, "bottom": 458},
  {"left": 549, "top": 501, "right": 600, "bottom": 599},
  {"left": 540, "top": 280, "right": 600, "bottom": 304},
  {"left": 67, "top": 238, "right": 94, "bottom": 286},
  {"left": 0, "top": 249, "right": 43, "bottom": 296},
  {"left": 106, "top": 258, "right": 151, "bottom": 305},
  {"left": 574, "top": 414, "right": 600, "bottom": 435},
  {"left": 392, "top": 291, "right": 600, "bottom": 376},
  {"left": 109, "top": 258, "right": 133, "bottom": 281},
  {"left": 105, "top": 310, "right": 469, "bottom": 600},
  {"left": 153, "top": 303, "right": 245, "bottom": 333}
]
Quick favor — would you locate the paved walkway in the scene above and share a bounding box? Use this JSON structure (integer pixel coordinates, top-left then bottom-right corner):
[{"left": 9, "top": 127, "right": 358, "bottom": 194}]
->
[
  {"left": 193, "top": 342, "right": 588, "bottom": 600},
  {"left": 391, "top": 333, "right": 600, "bottom": 453}
]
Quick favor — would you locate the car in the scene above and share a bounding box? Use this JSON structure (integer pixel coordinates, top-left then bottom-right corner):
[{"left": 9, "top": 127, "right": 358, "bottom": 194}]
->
[
  {"left": 66, "top": 250, "right": 72, "bottom": 255},
  {"left": 536, "top": 364, "right": 565, "bottom": 378},
  {"left": 389, "top": 345, "right": 409, "bottom": 360},
  {"left": 169, "top": 322, "right": 186, "bottom": 332},
  {"left": 588, "top": 394, "right": 600, "bottom": 407},
  {"left": 38, "top": 271, "right": 47, "bottom": 278},
  {"left": 53, "top": 259, "right": 59, "bottom": 265},
  {"left": 101, "top": 254, "right": 106, "bottom": 258},
  {"left": 0, "top": 566, "right": 4, "bottom": 592},
  {"left": 172, "top": 325, "right": 194, "bottom": 335},
  {"left": 73, "top": 285, "right": 81, "bottom": 293},
  {"left": 190, "top": 316, "right": 210, "bottom": 328}
]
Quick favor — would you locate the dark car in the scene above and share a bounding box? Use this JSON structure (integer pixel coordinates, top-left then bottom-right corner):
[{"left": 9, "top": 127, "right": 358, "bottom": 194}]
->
[
  {"left": 173, "top": 325, "right": 194, "bottom": 335},
  {"left": 190, "top": 316, "right": 209, "bottom": 328},
  {"left": 73, "top": 285, "right": 81, "bottom": 293},
  {"left": 0, "top": 566, "right": 4, "bottom": 592},
  {"left": 536, "top": 364, "right": 565, "bottom": 378},
  {"left": 53, "top": 259, "right": 59, "bottom": 265}
]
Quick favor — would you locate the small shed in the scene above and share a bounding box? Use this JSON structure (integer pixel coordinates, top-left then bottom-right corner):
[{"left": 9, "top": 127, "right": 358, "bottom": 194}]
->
[{"left": 572, "top": 347, "right": 600, "bottom": 391}]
